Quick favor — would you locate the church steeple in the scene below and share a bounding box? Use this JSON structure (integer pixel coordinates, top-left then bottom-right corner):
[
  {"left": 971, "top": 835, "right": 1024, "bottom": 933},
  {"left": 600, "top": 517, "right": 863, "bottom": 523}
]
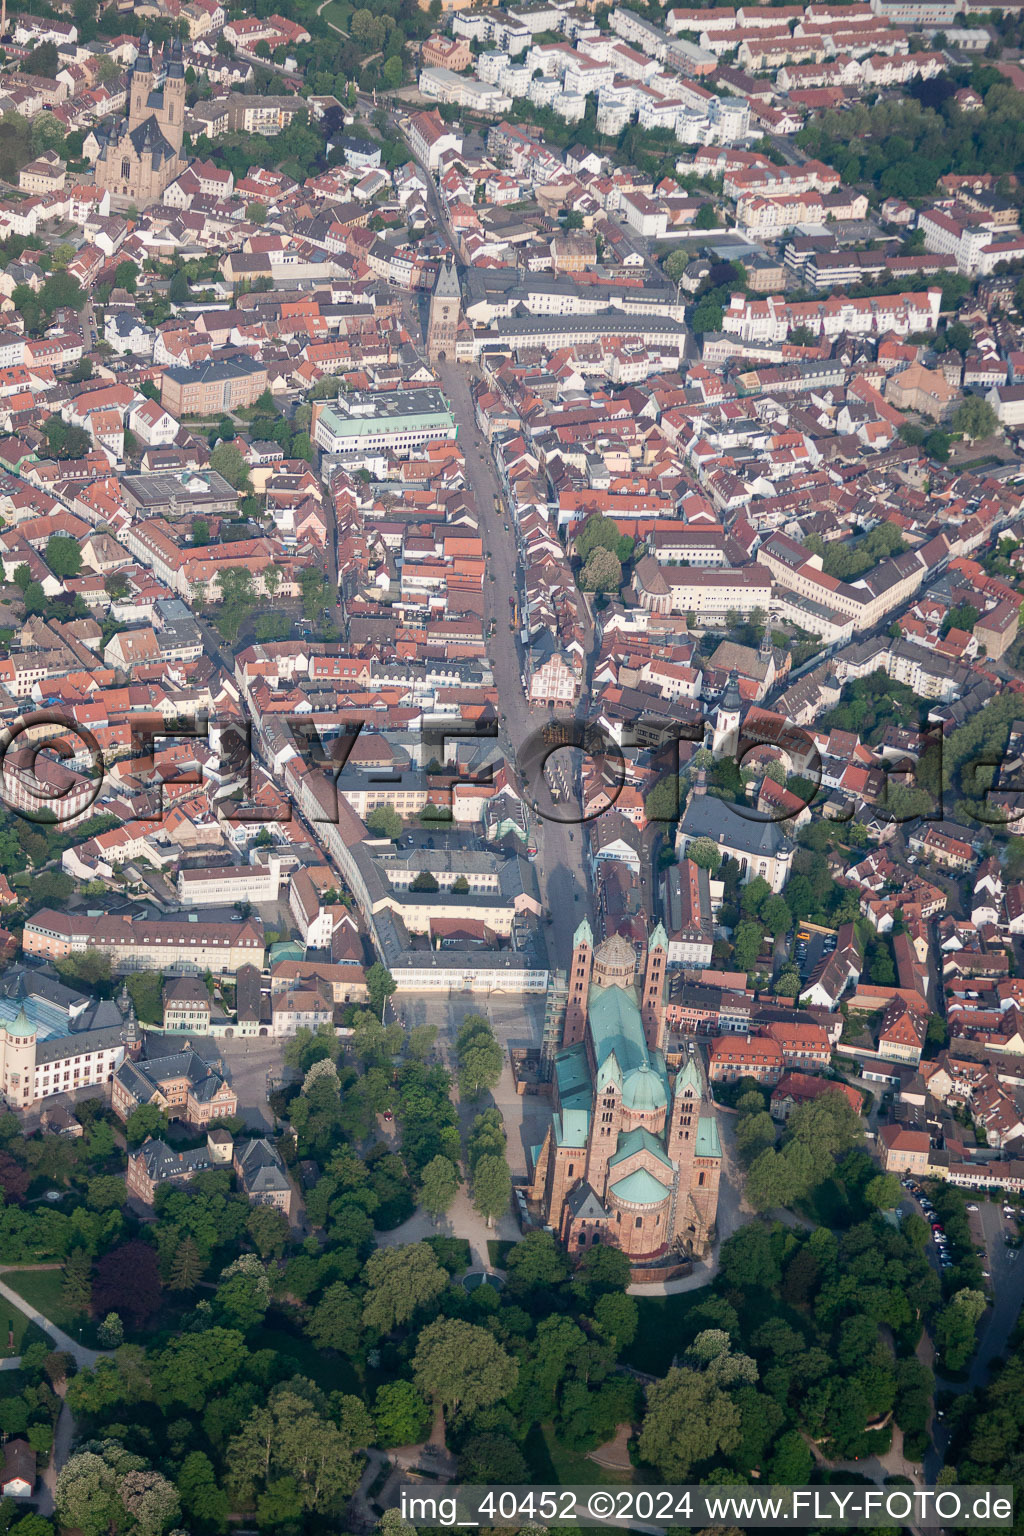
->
[{"left": 711, "top": 669, "right": 741, "bottom": 759}]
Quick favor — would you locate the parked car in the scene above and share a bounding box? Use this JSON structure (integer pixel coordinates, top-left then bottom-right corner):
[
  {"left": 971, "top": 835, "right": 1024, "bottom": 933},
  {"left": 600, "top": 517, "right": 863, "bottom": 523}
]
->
[{"left": 966, "top": 1203, "right": 980, "bottom": 1212}]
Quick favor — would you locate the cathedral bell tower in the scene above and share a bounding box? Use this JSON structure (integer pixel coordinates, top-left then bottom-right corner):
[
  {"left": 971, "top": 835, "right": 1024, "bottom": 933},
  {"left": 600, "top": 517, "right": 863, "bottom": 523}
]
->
[
  {"left": 562, "top": 918, "right": 593, "bottom": 1048},
  {"left": 641, "top": 921, "right": 668, "bottom": 1054}
]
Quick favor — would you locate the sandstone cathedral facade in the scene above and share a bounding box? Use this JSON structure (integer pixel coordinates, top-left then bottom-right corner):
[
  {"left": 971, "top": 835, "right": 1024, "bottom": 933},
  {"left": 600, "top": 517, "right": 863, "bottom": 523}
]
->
[
  {"left": 528, "top": 921, "right": 721, "bottom": 1269},
  {"left": 96, "top": 36, "right": 185, "bottom": 206}
]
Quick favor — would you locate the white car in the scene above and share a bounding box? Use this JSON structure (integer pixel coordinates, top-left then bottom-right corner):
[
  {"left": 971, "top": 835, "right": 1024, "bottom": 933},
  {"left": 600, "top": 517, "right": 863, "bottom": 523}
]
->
[{"left": 966, "top": 1204, "right": 979, "bottom": 1212}]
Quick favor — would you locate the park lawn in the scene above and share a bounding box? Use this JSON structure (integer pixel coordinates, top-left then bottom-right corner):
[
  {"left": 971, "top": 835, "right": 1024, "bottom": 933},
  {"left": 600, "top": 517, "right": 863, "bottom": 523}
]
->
[
  {"left": 487, "top": 1240, "right": 515, "bottom": 1268},
  {"left": 321, "top": 0, "right": 352, "bottom": 29},
  {"left": 249, "top": 1321, "right": 360, "bottom": 1396},
  {"left": 523, "top": 1424, "right": 634, "bottom": 1485},
  {"left": 2, "top": 1267, "right": 100, "bottom": 1348},
  {"left": 0, "top": 1369, "right": 27, "bottom": 1400},
  {"left": 0, "top": 1301, "right": 48, "bottom": 1360},
  {"left": 624, "top": 1291, "right": 705, "bottom": 1376}
]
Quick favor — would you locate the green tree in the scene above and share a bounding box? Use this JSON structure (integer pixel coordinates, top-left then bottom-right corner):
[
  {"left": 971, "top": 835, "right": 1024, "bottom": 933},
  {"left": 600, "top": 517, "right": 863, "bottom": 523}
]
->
[
  {"left": 307, "top": 1281, "right": 362, "bottom": 1354},
  {"left": 114, "top": 259, "right": 139, "bottom": 294},
  {"left": 177, "top": 1451, "right": 230, "bottom": 1532},
  {"left": 96, "top": 1312, "right": 124, "bottom": 1348},
  {"left": 472, "top": 1153, "right": 511, "bottom": 1228},
  {"left": 639, "top": 1366, "right": 742, "bottom": 1479},
  {"left": 579, "top": 546, "right": 622, "bottom": 593},
  {"left": 732, "top": 918, "right": 764, "bottom": 973},
  {"left": 736, "top": 1110, "right": 777, "bottom": 1167},
  {"left": 362, "top": 1242, "right": 449, "bottom": 1332},
  {"left": 774, "top": 969, "right": 802, "bottom": 999},
  {"left": 191, "top": 516, "right": 211, "bottom": 546},
  {"left": 25, "top": 42, "right": 59, "bottom": 76},
  {"left": 924, "top": 428, "right": 951, "bottom": 462},
  {"left": 419, "top": 1155, "right": 460, "bottom": 1222},
  {"left": 43, "top": 414, "right": 90, "bottom": 460},
  {"left": 645, "top": 776, "right": 681, "bottom": 823},
  {"left": 365, "top": 962, "right": 396, "bottom": 1016},
  {"left": 686, "top": 836, "right": 721, "bottom": 873},
  {"left": 741, "top": 875, "right": 772, "bottom": 916},
  {"left": 55, "top": 1453, "right": 121, "bottom": 1536},
  {"left": 593, "top": 1291, "right": 638, "bottom": 1352},
  {"left": 61, "top": 1248, "right": 93, "bottom": 1317},
  {"left": 935, "top": 1288, "right": 987, "bottom": 1371},
  {"left": 382, "top": 54, "right": 403, "bottom": 87},
  {"left": 374, "top": 1380, "right": 431, "bottom": 1446},
  {"left": 125, "top": 1103, "right": 168, "bottom": 1147},
  {"left": 953, "top": 395, "right": 997, "bottom": 441},
  {"left": 413, "top": 1318, "right": 518, "bottom": 1420},
  {"left": 126, "top": 971, "right": 163, "bottom": 1026},
  {"left": 692, "top": 294, "right": 724, "bottom": 334},
  {"left": 366, "top": 805, "right": 402, "bottom": 840},
  {"left": 167, "top": 1235, "right": 203, "bottom": 1291},
  {"left": 209, "top": 442, "right": 251, "bottom": 490},
  {"left": 864, "top": 1173, "right": 902, "bottom": 1210},
  {"left": 458, "top": 1036, "right": 503, "bottom": 1100},
  {"left": 246, "top": 1204, "right": 289, "bottom": 1258},
  {"left": 762, "top": 894, "right": 792, "bottom": 938},
  {"left": 228, "top": 1386, "right": 360, "bottom": 1512},
  {"left": 118, "top": 1468, "right": 180, "bottom": 1536},
  {"left": 350, "top": 1008, "right": 402, "bottom": 1065}
]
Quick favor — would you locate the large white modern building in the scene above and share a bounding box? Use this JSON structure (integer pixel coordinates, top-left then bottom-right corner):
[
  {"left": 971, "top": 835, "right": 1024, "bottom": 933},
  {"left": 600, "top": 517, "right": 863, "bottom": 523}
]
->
[{"left": 312, "top": 389, "right": 458, "bottom": 457}]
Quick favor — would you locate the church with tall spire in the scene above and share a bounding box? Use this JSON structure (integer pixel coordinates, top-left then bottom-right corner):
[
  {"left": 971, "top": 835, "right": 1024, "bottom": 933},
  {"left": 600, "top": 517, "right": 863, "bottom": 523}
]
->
[
  {"left": 527, "top": 919, "right": 721, "bottom": 1270},
  {"left": 95, "top": 35, "right": 185, "bottom": 206}
]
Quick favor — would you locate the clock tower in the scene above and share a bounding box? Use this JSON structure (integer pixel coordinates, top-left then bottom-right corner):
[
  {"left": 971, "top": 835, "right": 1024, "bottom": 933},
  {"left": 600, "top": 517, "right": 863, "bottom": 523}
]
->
[{"left": 427, "top": 258, "right": 461, "bottom": 363}]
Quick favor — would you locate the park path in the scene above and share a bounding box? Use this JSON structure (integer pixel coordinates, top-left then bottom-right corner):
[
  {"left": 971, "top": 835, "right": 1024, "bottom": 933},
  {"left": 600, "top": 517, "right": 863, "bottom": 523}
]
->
[
  {"left": 0, "top": 1266, "right": 104, "bottom": 1369},
  {"left": 317, "top": 0, "right": 349, "bottom": 36},
  {"left": 0, "top": 1265, "right": 114, "bottom": 1518}
]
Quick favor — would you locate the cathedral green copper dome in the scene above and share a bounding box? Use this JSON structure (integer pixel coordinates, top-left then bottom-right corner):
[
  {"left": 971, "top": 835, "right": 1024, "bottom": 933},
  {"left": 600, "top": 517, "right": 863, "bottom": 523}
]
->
[{"left": 622, "top": 1060, "right": 667, "bottom": 1112}]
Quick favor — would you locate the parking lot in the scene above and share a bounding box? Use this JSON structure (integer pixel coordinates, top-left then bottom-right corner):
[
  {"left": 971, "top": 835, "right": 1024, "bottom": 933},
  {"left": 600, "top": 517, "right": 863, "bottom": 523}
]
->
[
  {"left": 793, "top": 924, "right": 836, "bottom": 982},
  {"left": 898, "top": 1177, "right": 956, "bottom": 1275}
]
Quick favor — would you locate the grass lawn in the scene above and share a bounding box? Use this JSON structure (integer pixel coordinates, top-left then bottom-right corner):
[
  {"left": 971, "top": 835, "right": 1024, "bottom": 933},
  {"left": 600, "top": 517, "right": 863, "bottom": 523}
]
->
[
  {"left": 321, "top": 0, "right": 352, "bottom": 29},
  {"left": 523, "top": 1424, "right": 634, "bottom": 1485},
  {"left": 0, "top": 1370, "right": 27, "bottom": 1400},
  {"left": 487, "top": 1240, "right": 515, "bottom": 1268},
  {"left": 0, "top": 1302, "right": 48, "bottom": 1360},
  {"left": 624, "top": 1291, "right": 705, "bottom": 1376},
  {"left": 2, "top": 1267, "right": 100, "bottom": 1348},
  {"left": 249, "top": 1320, "right": 360, "bottom": 1395}
]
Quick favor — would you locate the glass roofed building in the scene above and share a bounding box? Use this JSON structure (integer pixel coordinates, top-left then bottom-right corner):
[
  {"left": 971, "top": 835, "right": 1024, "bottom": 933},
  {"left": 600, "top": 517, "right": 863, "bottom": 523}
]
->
[
  {"left": 0, "top": 968, "right": 138, "bottom": 1109},
  {"left": 527, "top": 920, "right": 721, "bottom": 1268}
]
